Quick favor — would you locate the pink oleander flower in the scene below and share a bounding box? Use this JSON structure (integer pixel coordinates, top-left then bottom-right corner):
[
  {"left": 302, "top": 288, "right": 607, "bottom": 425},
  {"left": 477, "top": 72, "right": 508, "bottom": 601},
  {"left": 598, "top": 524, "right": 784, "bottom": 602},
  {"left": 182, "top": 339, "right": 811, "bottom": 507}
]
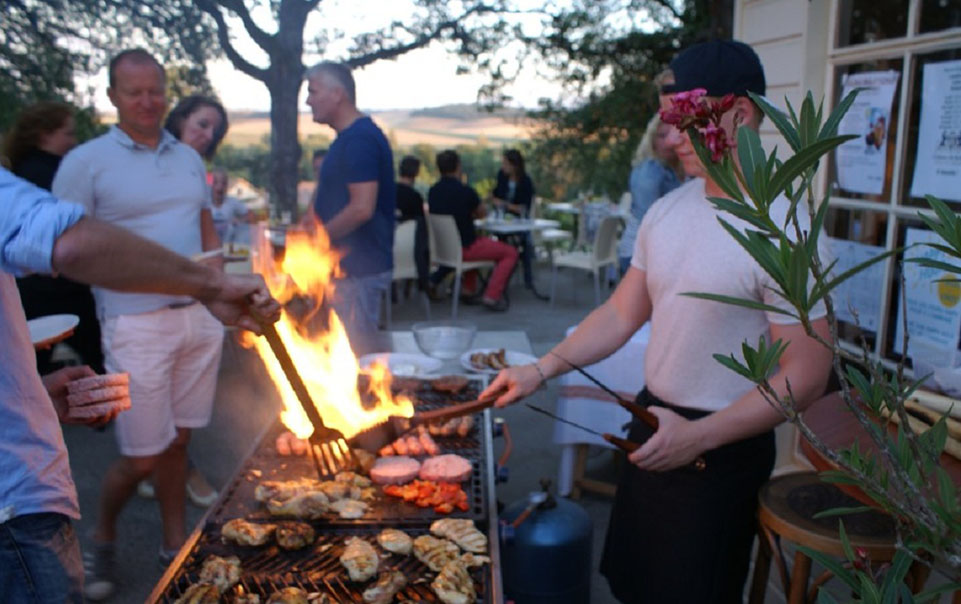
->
[
  {"left": 670, "top": 88, "right": 708, "bottom": 116},
  {"left": 703, "top": 123, "right": 730, "bottom": 162}
]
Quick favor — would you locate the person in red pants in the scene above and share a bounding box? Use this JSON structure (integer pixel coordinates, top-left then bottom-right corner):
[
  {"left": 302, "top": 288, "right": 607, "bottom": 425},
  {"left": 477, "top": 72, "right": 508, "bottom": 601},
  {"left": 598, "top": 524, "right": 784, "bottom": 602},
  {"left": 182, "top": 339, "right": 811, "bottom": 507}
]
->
[{"left": 427, "top": 149, "right": 518, "bottom": 311}]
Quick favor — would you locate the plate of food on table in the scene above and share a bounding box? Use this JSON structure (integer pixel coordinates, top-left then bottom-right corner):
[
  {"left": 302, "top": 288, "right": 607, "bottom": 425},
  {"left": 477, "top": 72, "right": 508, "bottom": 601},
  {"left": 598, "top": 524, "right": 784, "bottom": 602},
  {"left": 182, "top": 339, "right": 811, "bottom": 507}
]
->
[
  {"left": 461, "top": 347, "right": 537, "bottom": 374},
  {"left": 359, "top": 352, "right": 444, "bottom": 377}
]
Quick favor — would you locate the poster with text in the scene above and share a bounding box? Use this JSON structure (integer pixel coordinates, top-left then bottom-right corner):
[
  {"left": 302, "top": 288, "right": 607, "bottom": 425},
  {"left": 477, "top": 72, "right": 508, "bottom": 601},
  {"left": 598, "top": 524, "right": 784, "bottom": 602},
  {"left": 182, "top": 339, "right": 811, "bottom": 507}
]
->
[
  {"left": 909, "top": 59, "right": 961, "bottom": 202},
  {"left": 827, "top": 237, "right": 886, "bottom": 332},
  {"left": 894, "top": 228, "right": 961, "bottom": 358},
  {"left": 835, "top": 70, "right": 900, "bottom": 195}
]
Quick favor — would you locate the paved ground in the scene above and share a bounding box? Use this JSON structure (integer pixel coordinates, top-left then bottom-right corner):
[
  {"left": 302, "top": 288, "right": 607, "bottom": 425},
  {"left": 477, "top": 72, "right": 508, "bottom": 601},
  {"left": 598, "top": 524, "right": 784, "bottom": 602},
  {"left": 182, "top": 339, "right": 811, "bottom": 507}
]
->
[{"left": 61, "top": 264, "right": 790, "bottom": 602}]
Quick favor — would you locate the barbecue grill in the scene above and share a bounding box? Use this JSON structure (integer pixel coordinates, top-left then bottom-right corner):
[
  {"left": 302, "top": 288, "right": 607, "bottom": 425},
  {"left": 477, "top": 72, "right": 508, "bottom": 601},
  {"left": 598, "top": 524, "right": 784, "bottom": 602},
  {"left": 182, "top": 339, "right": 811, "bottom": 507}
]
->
[{"left": 147, "top": 378, "right": 503, "bottom": 603}]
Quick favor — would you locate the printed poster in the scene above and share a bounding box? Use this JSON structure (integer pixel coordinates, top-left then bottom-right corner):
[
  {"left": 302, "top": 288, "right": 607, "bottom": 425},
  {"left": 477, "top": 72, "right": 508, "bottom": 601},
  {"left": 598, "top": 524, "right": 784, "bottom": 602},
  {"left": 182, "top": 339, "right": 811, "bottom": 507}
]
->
[
  {"left": 835, "top": 70, "right": 900, "bottom": 195},
  {"left": 909, "top": 59, "right": 961, "bottom": 202},
  {"left": 894, "top": 228, "right": 961, "bottom": 358},
  {"left": 826, "top": 237, "right": 885, "bottom": 333}
]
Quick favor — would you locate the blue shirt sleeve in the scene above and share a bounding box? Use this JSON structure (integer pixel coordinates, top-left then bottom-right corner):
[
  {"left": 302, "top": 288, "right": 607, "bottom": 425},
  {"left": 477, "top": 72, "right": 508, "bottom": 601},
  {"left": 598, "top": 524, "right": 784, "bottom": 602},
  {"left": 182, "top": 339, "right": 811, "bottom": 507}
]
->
[
  {"left": 629, "top": 161, "right": 669, "bottom": 222},
  {"left": 0, "top": 168, "right": 86, "bottom": 276},
  {"left": 343, "top": 131, "right": 381, "bottom": 184}
]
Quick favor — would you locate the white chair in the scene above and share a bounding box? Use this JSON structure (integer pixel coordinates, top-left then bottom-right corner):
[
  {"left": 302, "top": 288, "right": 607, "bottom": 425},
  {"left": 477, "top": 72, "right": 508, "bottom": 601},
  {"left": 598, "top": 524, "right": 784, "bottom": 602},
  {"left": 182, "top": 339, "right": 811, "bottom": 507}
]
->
[
  {"left": 383, "top": 219, "right": 430, "bottom": 328},
  {"left": 531, "top": 197, "right": 573, "bottom": 262},
  {"left": 550, "top": 214, "right": 621, "bottom": 307},
  {"left": 428, "top": 214, "right": 495, "bottom": 319}
]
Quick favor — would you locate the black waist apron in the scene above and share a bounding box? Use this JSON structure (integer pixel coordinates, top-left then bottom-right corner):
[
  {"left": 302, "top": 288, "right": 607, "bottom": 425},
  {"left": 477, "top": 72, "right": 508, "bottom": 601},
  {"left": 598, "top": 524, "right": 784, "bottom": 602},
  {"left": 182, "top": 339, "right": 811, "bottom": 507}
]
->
[{"left": 599, "top": 388, "right": 776, "bottom": 604}]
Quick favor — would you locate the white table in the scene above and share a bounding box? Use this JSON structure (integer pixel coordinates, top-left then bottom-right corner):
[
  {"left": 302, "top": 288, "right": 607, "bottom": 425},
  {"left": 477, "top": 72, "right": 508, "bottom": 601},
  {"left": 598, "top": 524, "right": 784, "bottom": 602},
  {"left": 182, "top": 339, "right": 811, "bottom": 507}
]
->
[
  {"left": 554, "top": 322, "right": 650, "bottom": 496},
  {"left": 545, "top": 201, "right": 580, "bottom": 215},
  {"left": 475, "top": 217, "right": 561, "bottom": 235}
]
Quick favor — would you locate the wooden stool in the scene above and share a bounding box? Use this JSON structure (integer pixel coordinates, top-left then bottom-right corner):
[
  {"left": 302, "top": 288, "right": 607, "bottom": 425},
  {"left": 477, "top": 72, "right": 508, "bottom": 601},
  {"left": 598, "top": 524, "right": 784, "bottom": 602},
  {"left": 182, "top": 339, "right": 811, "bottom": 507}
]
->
[{"left": 748, "top": 472, "right": 927, "bottom": 603}]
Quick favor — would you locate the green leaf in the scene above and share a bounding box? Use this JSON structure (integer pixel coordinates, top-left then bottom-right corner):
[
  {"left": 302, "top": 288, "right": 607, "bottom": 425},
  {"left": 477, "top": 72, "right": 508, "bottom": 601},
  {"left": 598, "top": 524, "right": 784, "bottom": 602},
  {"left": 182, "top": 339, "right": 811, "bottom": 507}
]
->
[
  {"left": 813, "top": 249, "right": 895, "bottom": 303},
  {"left": 879, "top": 549, "right": 913, "bottom": 597},
  {"left": 749, "top": 91, "right": 801, "bottom": 151},
  {"left": 681, "top": 292, "right": 798, "bottom": 318},
  {"left": 821, "top": 88, "right": 862, "bottom": 139},
  {"left": 812, "top": 505, "right": 874, "bottom": 519},
  {"left": 797, "top": 544, "right": 860, "bottom": 592},
  {"left": 737, "top": 125, "right": 769, "bottom": 203},
  {"left": 767, "top": 135, "right": 857, "bottom": 202}
]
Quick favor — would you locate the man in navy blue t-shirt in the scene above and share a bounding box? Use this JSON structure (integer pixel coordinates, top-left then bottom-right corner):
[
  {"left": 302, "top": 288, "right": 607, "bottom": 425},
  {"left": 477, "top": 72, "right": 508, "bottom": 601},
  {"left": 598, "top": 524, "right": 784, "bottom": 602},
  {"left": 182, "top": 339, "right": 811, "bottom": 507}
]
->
[{"left": 305, "top": 61, "right": 395, "bottom": 355}]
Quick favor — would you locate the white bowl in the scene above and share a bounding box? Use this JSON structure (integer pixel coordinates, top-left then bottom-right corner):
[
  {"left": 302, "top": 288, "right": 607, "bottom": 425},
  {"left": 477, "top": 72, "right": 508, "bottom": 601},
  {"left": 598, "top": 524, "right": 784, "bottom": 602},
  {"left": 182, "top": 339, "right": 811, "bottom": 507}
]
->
[{"left": 412, "top": 320, "right": 477, "bottom": 360}]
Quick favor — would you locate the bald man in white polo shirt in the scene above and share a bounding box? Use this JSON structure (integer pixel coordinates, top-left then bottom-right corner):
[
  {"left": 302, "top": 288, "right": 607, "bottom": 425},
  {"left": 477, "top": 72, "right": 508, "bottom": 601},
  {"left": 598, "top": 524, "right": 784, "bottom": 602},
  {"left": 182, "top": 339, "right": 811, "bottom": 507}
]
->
[{"left": 52, "top": 48, "right": 224, "bottom": 599}]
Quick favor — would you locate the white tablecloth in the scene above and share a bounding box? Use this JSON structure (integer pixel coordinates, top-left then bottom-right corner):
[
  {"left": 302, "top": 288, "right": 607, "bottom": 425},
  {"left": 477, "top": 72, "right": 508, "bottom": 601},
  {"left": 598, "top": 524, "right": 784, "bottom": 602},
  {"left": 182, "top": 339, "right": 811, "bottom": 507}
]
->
[{"left": 553, "top": 322, "right": 650, "bottom": 495}]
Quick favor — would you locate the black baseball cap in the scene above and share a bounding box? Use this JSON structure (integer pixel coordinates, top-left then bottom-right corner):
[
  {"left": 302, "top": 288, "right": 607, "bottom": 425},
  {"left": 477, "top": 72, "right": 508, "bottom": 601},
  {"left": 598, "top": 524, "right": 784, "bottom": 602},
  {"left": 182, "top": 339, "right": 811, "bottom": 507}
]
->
[{"left": 661, "top": 39, "right": 766, "bottom": 98}]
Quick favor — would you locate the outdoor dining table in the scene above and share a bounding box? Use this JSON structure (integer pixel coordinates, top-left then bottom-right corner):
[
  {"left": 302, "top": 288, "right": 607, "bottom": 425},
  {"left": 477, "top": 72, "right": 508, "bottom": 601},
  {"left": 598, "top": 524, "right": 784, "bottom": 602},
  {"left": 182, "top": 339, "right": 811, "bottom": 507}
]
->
[{"left": 474, "top": 218, "right": 562, "bottom": 300}]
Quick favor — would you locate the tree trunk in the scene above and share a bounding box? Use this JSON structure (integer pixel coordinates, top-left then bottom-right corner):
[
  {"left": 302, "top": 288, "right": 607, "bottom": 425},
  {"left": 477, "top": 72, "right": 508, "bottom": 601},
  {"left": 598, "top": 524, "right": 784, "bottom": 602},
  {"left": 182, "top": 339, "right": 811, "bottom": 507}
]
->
[{"left": 267, "top": 74, "right": 303, "bottom": 221}]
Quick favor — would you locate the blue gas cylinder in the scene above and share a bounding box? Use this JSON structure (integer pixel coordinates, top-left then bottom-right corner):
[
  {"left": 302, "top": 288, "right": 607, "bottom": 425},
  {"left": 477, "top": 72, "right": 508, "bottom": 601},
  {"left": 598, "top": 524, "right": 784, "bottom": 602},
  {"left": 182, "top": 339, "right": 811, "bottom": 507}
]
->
[{"left": 500, "top": 480, "right": 593, "bottom": 603}]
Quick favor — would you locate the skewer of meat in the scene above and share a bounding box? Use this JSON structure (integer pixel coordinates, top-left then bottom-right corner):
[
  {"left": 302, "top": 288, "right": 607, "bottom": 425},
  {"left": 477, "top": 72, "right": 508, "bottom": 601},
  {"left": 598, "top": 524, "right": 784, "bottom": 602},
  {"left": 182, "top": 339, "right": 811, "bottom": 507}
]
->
[{"left": 456, "top": 416, "right": 473, "bottom": 438}]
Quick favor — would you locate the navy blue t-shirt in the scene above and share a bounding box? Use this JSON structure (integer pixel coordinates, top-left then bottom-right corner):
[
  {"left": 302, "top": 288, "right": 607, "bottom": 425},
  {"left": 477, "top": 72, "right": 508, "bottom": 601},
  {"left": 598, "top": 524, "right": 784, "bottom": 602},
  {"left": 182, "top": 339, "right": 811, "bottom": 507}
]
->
[{"left": 314, "top": 116, "right": 395, "bottom": 277}]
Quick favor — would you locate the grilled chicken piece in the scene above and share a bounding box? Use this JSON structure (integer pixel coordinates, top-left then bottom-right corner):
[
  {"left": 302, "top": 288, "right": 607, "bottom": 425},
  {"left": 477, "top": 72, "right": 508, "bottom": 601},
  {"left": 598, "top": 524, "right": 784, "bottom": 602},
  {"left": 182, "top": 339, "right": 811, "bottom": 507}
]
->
[
  {"left": 460, "top": 552, "right": 491, "bottom": 568},
  {"left": 174, "top": 583, "right": 220, "bottom": 604},
  {"left": 376, "top": 528, "right": 412, "bottom": 555},
  {"left": 363, "top": 569, "right": 408, "bottom": 604},
  {"left": 432, "top": 558, "right": 476, "bottom": 604},
  {"left": 335, "top": 471, "right": 372, "bottom": 488},
  {"left": 430, "top": 518, "right": 488, "bottom": 553},
  {"left": 198, "top": 555, "right": 241, "bottom": 593},
  {"left": 274, "top": 521, "right": 316, "bottom": 550},
  {"left": 340, "top": 537, "right": 379, "bottom": 582},
  {"left": 254, "top": 478, "right": 324, "bottom": 503},
  {"left": 413, "top": 535, "right": 460, "bottom": 572},
  {"left": 265, "top": 586, "right": 309, "bottom": 604},
  {"left": 266, "top": 491, "right": 329, "bottom": 519},
  {"left": 352, "top": 448, "right": 377, "bottom": 474},
  {"left": 330, "top": 498, "right": 368, "bottom": 519},
  {"left": 233, "top": 594, "right": 261, "bottom": 604},
  {"left": 222, "top": 518, "right": 276, "bottom": 546},
  {"left": 317, "top": 480, "right": 351, "bottom": 501}
]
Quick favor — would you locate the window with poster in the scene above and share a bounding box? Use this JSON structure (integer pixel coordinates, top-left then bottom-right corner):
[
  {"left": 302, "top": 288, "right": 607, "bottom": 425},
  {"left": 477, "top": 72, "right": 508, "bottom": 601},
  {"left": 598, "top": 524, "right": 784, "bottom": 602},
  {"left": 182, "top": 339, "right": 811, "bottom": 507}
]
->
[{"left": 822, "top": 0, "right": 961, "bottom": 393}]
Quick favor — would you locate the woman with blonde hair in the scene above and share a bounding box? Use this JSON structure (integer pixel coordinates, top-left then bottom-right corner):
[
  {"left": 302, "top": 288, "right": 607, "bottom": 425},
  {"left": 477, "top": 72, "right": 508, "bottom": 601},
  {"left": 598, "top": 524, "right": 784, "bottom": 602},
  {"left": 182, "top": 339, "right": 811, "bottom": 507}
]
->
[{"left": 617, "top": 114, "right": 682, "bottom": 275}]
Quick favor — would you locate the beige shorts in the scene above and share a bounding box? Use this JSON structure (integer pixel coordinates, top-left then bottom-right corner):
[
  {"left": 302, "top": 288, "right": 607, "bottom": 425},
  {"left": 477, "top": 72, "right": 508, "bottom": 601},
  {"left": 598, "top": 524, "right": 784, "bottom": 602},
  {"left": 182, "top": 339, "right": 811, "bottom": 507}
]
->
[{"left": 101, "top": 303, "right": 224, "bottom": 457}]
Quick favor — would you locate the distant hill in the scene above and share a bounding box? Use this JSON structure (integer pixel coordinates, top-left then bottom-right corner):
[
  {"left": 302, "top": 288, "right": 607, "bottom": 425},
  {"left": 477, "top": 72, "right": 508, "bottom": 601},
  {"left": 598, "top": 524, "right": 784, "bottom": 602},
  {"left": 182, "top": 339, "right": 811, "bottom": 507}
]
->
[{"left": 221, "top": 104, "right": 538, "bottom": 148}]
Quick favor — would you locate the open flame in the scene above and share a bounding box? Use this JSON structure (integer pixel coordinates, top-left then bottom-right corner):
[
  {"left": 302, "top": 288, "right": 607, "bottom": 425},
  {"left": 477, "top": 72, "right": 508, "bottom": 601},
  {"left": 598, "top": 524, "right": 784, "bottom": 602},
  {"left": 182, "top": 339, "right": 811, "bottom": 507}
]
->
[{"left": 243, "top": 224, "right": 413, "bottom": 440}]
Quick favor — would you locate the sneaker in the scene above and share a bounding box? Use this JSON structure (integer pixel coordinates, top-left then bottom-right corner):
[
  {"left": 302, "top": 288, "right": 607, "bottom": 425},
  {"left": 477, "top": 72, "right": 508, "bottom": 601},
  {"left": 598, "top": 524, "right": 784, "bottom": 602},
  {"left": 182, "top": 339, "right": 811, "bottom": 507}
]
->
[
  {"left": 481, "top": 297, "right": 509, "bottom": 312},
  {"left": 83, "top": 538, "right": 115, "bottom": 602},
  {"left": 137, "top": 479, "right": 155, "bottom": 499},
  {"left": 459, "top": 292, "right": 483, "bottom": 306},
  {"left": 186, "top": 468, "right": 219, "bottom": 507}
]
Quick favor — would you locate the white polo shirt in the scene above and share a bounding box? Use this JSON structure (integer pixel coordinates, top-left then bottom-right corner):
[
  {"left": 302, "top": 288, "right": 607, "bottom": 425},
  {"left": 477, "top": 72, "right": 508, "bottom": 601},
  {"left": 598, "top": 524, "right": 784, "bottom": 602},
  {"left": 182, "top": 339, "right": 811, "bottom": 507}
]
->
[{"left": 53, "top": 126, "right": 208, "bottom": 318}]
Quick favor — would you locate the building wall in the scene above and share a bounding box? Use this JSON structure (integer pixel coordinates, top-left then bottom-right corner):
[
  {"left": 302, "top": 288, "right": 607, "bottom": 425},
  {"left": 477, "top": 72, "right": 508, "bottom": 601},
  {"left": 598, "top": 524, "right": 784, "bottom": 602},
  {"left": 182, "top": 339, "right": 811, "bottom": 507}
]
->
[{"left": 733, "top": 0, "right": 832, "bottom": 474}]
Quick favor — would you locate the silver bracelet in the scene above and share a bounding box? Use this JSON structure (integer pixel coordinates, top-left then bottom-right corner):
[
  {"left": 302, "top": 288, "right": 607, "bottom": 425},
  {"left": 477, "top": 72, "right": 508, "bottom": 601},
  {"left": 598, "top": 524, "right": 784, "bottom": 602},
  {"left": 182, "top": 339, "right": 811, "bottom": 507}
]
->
[{"left": 532, "top": 361, "right": 547, "bottom": 384}]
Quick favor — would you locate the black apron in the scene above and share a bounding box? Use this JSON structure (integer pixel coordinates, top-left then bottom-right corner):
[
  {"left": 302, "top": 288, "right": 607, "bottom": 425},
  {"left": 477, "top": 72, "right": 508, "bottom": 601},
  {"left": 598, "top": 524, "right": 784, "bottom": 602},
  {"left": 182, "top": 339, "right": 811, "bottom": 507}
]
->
[{"left": 599, "top": 389, "right": 776, "bottom": 603}]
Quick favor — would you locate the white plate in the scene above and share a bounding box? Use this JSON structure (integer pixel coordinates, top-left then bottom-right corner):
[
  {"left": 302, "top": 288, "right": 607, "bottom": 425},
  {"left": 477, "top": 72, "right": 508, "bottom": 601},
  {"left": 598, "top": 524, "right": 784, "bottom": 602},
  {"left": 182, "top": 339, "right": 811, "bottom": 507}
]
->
[
  {"left": 358, "top": 352, "right": 443, "bottom": 377},
  {"left": 27, "top": 314, "right": 80, "bottom": 348},
  {"left": 460, "top": 348, "right": 537, "bottom": 374}
]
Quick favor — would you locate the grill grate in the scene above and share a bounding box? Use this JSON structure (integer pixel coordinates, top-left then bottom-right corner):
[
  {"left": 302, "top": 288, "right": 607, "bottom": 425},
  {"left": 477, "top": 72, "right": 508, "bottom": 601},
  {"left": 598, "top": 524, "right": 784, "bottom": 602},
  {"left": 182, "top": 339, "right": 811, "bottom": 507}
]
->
[
  {"left": 154, "top": 378, "right": 495, "bottom": 602},
  {"left": 159, "top": 527, "right": 491, "bottom": 603}
]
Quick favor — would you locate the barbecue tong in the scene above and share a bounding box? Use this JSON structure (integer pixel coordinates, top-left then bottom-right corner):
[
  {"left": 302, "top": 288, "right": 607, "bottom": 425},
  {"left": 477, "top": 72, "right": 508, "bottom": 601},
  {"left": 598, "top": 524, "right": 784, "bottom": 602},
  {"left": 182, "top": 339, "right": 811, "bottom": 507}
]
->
[{"left": 551, "top": 352, "right": 706, "bottom": 471}]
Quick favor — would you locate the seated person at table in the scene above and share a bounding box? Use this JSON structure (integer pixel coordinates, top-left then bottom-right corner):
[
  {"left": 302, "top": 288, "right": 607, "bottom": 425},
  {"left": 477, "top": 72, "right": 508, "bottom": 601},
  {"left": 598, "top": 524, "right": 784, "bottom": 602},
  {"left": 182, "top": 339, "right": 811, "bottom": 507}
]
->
[
  {"left": 428, "top": 149, "right": 518, "bottom": 312},
  {"left": 491, "top": 148, "right": 536, "bottom": 289},
  {"left": 396, "top": 155, "right": 429, "bottom": 290},
  {"left": 209, "top": 168, "right": 252, "bottom": 246}
]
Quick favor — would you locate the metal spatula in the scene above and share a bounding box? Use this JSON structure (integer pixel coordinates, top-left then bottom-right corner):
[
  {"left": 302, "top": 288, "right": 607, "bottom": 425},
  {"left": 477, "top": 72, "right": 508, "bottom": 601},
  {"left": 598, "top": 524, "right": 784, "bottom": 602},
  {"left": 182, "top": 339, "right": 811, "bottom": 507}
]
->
[{"left": 255, "top": 319, "right": 356, "bottom": 478}]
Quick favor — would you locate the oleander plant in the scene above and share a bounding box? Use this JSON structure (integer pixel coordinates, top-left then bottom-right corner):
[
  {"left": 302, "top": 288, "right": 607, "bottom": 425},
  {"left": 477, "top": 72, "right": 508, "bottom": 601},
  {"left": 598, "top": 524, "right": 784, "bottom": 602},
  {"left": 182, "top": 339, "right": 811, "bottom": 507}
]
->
[{"left": 661, "top": 89, "right": 961, "bottom": 601}]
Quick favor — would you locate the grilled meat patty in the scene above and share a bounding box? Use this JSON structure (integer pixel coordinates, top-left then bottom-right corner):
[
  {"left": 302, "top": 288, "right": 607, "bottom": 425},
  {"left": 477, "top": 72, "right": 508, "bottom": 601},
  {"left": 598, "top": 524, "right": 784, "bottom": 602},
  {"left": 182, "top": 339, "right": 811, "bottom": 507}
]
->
[
  {"left": 274, "top": 521, "right": 316, "bottom": 550},
  {"left": 430, "top": 518, "right": 488, "bottom": 553},
  {"left": 370, "top": 456, "right": 421, "bottom": 485},
  {"left": 419, "top": 454, "right": 472, "bottom": 483},
  {"left": 340, "top": 537, "right": 379, "bottom": 582},
  {"left": 363, "top": 569, "right": 408, "bottom": 604},
  {"left": 412, "top": 535, "right": 460, "bottom": 572},
  {"left": 221, "top": 518, "right": 276, "bottom": 546},
  {"left": 375, "top": 528, "right": 413, "bottom": 555},
  {"left": 197, "top": 555, "right": 241, "bottom": 593},
  {"left": 432, "top": 558, "right": 476, "bottom": 604}
]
